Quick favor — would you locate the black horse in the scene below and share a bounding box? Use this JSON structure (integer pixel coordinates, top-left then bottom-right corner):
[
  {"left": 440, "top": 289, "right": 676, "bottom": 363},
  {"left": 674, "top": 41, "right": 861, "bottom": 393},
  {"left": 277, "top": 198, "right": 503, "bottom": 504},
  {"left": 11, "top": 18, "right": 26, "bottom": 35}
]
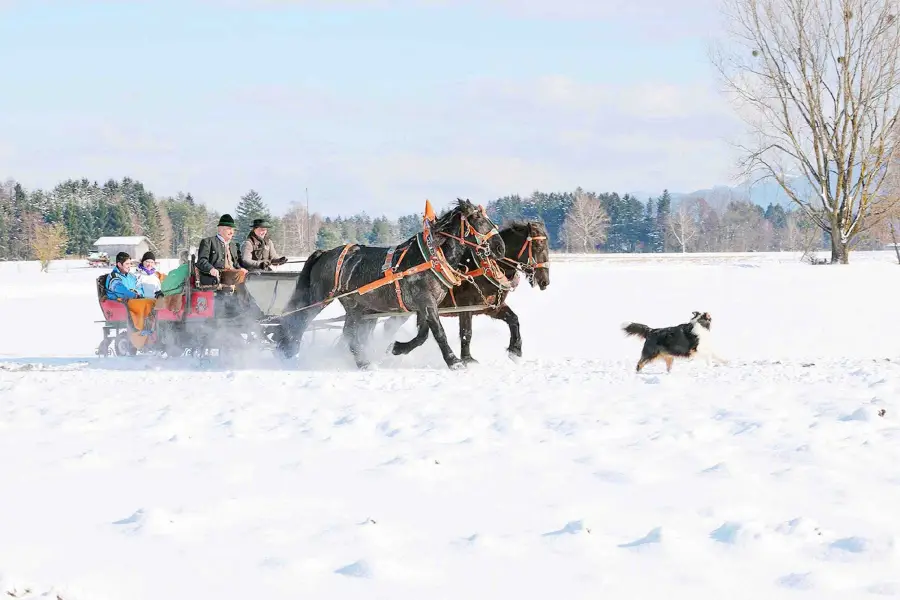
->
[
  {"left": 277, "top": 199, "right": 506, "bottom": 369},
  {"left": 381, "top": 220, "right": 551, "bottom": 363}
]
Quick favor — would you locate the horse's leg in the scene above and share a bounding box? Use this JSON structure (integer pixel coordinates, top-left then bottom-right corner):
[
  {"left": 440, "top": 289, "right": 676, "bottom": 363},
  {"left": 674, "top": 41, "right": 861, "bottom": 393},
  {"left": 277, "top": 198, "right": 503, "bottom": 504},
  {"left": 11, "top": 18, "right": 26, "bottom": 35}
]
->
[
  {"left": 381, "top": 315, "right": 411, "bottom": 344},
  {"left": 277, "top": 306, "right": 323, "bottom": 359},
  {"left": 459, "top": 312, "right": 477, "bottom": 364},
  {"left": 424, "top": 304, "right": 464, "bottom": 370},
  {"left": 390, "top": 311, "right": 429, "bottom": 356},
  {"left": 490, "top": 304, "right": 522, "bottom": 360},
  {"left": 356, "top": 317, "right": 379, "bottom": 366},
  {"left": 342, "top": 311, "right": 372, "bottom": 370}
]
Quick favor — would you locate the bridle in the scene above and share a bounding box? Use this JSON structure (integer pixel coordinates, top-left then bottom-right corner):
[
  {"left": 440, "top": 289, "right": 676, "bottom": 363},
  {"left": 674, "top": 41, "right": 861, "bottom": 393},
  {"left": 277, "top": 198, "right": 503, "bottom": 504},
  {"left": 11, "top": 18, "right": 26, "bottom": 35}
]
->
[
  {"left": 498, "top": 223, "right": 549, "bottom": 285},
  {"left": 437, "top": 204, "right": 501, "bottom": 261}
]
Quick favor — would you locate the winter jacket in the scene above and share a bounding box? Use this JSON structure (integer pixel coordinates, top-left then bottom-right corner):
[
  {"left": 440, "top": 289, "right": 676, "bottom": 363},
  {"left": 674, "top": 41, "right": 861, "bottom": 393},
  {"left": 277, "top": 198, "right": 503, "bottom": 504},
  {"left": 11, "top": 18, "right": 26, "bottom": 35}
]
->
[
  {"left": 135, "top": 265, "right": 165, "bottom": 298},
  {"left": 240, "top": 232, "right": 282, "bottom": 271},
  {"left": 196, "top": 234, "right": 241, "bottom": 286},
  {"left": 105, "top": 267, "right": 142, "bottom": 301}
]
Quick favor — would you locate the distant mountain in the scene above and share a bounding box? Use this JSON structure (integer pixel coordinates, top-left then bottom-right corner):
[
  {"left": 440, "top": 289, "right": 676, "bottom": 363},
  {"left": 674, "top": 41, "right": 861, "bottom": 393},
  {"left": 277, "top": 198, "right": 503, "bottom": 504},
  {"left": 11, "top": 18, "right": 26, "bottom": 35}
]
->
[{"left": 630, "top": 177, "right": 814, "bottom": 210}]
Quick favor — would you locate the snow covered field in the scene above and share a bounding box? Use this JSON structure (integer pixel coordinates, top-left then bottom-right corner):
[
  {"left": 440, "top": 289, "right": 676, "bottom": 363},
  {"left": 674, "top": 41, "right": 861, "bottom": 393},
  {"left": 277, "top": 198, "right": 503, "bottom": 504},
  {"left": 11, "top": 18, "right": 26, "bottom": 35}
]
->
[{"left": 2, "top": 252, "right": 900, "bottom": 599}]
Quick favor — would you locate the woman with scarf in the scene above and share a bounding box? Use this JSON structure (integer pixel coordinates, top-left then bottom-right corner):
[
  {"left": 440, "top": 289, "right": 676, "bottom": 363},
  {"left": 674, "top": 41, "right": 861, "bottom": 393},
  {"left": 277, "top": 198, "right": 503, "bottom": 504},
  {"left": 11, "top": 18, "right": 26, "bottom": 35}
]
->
[
  {"left": 135, "top": 251, "right": 167, "bottom": 298},
  {"left": 239, "top": 218, "right": 287, "bottom": 272}
]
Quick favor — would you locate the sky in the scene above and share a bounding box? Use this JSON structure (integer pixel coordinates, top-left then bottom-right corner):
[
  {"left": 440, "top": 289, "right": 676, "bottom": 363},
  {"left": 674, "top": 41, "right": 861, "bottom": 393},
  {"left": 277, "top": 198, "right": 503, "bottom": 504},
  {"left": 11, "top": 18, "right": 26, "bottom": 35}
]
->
[{"left": 0, "top": 0, "right": 744, "bottom": 218}]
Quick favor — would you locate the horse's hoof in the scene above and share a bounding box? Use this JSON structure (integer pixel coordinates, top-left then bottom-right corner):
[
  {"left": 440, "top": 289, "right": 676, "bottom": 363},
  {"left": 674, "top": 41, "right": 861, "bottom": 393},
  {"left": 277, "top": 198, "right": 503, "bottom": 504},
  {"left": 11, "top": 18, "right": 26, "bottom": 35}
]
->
[
  {"left": 448, "top": 360, "right": 466, "bottom": 371},
  {"left": 462, "top": 356, "right": 479, "bottom": 365},
  {"left": 389, "top": 342, "right": 402, "bottom": 356}
]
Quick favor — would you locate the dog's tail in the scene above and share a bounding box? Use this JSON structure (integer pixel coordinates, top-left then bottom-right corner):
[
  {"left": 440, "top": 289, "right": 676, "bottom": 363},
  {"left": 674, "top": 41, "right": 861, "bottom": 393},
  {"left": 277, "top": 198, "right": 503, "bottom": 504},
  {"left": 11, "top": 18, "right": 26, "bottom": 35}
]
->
[{"left": 622, "top": 322, "right": 652, "bottom": 339}]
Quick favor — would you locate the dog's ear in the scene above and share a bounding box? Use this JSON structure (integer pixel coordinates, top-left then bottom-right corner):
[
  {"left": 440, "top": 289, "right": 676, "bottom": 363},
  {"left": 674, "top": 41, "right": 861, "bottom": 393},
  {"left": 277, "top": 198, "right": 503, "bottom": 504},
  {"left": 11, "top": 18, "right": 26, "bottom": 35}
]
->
[{"left": 692, "top": 311, "right": 700, "bottom": 318}]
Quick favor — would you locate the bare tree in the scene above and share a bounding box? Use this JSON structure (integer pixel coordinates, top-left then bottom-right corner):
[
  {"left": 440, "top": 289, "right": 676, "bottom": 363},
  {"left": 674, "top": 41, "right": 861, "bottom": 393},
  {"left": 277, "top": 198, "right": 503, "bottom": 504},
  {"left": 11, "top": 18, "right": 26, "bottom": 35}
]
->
[
  {"left": 31, "top": 222, "right": 68, "bottom": 273},
  {"left": 282, "top": 201, "right": 318, "bottom": 255},
  {"left": 711, "top": 0, "right": 900, "bottom": 263},
  {"left": 668, "top": 201, "right": 698, "bottom": 252},
  {"left": 157, "top": 200, "right": 174, "bottom": 257},
  {"left": 561, "top": 189, "right": 610, "bottom": 252}
]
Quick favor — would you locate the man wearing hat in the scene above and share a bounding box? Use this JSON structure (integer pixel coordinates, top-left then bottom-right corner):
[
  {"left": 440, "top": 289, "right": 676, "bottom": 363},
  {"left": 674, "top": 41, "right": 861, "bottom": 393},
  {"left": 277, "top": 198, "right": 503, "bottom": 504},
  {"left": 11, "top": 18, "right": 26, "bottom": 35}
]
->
[
  {"left": 196, "top": 213, "right": 247, "bottom": 287},
  {"left": 240, "top": 217, "right": 288, "bottom": 272}
]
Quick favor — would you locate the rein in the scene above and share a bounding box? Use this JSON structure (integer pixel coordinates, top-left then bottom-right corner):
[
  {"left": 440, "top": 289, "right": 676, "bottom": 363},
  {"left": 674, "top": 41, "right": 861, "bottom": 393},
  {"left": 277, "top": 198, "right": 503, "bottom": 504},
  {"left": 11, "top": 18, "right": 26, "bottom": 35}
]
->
[
  {"left": 437, "top": 207, "right": 509, "bottom": 292},
  {"left": 276, "top": 207, "right": 499, "bottom": 319},
  {"left": 436, "top": 205, "right": 500, "bottom": 259}
]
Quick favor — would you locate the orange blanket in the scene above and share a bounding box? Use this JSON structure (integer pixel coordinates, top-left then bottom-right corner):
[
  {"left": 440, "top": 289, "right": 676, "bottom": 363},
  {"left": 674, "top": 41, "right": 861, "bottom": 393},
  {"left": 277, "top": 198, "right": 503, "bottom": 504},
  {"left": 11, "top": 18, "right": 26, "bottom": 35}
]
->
[
  {"left": 125, "top": 272, "right": 172, "bottom": 349},
  {"left": 126, "top": 298, "right": 157, "bottom": 349}
]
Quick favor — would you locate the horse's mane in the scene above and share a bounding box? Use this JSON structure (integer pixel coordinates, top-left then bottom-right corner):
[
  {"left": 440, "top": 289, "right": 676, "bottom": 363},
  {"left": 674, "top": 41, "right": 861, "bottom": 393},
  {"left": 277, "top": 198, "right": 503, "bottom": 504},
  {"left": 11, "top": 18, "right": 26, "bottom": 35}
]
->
[
  {"left": 503, "top": 218, "right": 548, "bottom": 235},
  {"left": 434, "top": 198, "right": 476, "bottom": 229}
]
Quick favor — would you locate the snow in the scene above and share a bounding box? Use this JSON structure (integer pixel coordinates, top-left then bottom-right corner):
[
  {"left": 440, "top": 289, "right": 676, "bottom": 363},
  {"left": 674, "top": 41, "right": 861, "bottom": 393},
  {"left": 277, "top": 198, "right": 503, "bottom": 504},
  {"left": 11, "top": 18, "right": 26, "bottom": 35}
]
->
[{"left": 1, "top": 252, "right": 900, "bottom": 599}]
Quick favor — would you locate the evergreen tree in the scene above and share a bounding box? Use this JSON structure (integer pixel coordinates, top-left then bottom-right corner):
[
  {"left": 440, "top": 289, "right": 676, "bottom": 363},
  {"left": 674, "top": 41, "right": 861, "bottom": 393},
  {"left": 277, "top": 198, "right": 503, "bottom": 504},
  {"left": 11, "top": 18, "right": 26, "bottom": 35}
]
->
[
  {"left": 235, "top": 189, "right": 274, "bottom": 240},
  {"left": 764, "top": 203, "right": 788, "bottom": 229},
  {"left": 316, "top": 220, "right": 342, "bottom": 249},
  {"left": 655, "top": 189, "right": 672, "bottom": 252},
  {"left": 396, "top": 214, "right": 421, "bottom": 239},
  {"left": 371, "top": 216, "right": 396, "bottom": 244}
]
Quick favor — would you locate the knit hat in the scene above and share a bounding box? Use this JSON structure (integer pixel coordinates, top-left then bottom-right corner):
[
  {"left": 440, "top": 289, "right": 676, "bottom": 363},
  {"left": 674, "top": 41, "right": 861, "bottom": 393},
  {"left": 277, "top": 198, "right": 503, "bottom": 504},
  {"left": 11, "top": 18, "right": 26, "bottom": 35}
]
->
[
  {"left": 141, "top": 251, "right": 156, "bottom": 263},
  {"left": 217, "top": 213, "right": 236, "bottom": 228}
]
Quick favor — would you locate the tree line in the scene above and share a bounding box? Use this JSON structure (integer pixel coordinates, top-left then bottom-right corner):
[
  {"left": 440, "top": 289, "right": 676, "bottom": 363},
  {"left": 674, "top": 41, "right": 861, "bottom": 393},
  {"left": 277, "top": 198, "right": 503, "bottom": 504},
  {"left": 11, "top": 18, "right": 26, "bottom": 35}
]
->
[{"left": 4, "top": 175, "right": 884, "bottom": 264}]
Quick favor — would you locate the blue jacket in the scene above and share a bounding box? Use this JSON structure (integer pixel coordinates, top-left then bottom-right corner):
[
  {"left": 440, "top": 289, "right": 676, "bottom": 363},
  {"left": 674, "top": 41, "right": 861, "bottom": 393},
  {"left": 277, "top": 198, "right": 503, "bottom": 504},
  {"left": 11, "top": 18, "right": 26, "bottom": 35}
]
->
[{"left": 105, "top": 266, "right": 143, "bottom": 301}]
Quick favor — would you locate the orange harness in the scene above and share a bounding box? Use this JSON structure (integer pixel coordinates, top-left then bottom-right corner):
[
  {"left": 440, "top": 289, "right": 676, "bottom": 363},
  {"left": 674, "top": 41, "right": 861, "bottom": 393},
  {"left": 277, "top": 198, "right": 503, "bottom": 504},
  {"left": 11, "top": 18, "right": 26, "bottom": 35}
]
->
[
  {"left": 503, "top": 233, "right": 549, "bottom": 270},
  {"left": 446, "top": 230, "right": 549, "bottom": 306},
  {"left": 285, "top": 211, "right": 497, "bottom": 317}
]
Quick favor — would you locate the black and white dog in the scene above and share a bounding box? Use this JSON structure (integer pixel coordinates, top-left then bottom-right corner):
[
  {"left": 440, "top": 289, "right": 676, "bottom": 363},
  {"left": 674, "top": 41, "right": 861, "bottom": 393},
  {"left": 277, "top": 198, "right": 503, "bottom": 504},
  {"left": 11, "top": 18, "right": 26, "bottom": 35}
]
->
[{"left": 621, "top": 311, "right": 727, "bottom": 373}]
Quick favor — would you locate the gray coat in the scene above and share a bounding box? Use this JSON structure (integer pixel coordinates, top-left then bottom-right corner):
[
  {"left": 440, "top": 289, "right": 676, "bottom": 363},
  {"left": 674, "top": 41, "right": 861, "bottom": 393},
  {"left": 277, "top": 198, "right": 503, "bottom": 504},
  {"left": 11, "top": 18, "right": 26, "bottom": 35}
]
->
[{"left": 240, "top": 233, "right": 280, "bottom": 271}]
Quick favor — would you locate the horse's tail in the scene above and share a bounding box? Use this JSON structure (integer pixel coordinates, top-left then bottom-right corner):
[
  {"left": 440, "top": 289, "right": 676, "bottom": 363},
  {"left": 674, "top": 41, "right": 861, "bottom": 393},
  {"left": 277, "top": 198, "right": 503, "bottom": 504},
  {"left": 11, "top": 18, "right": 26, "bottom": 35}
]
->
[
  {"left": 293, "top": 249, "right": 325, "bottom": 309},
  {"left": 277, "top": 250, "right": 327, "bottom": 358}
]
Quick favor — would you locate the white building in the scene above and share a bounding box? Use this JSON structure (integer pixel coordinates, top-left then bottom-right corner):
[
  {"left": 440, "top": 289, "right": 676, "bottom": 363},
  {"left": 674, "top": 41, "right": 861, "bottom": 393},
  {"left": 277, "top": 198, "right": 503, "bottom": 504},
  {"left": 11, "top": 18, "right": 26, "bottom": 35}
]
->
[{"left": 92, "top": 236, "right": 156, "bottom": 261}]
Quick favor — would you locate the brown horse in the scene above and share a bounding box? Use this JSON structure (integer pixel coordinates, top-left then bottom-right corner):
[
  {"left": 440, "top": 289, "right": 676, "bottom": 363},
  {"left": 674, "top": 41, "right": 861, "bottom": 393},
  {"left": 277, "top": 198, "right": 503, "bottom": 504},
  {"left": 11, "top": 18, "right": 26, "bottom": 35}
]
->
[
  {"left": 278, "top": 199, "right": 506, "bottom": 369},
  {"left": 382, "top": 220, "right": 550, "bottom": 363}
]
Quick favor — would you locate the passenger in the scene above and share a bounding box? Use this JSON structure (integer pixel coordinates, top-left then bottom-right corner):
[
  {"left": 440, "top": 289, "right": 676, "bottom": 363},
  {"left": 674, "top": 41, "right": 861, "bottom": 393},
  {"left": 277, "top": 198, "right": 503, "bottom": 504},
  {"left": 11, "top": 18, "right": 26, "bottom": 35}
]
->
[
  {"left": 105, "top": 252, "right": 156, "bottom": 347},
  {"left": 196, "top": 213, "right": 247, "bottom": 286},
  {"left": 135, "top": 251, "right": 167, "bottom": 299},
  {"left": 239, "top": 218, "right": 288, "bottom": 272},
  {"left": 105, "top": 251, "right": 143, "bottom": 301}
]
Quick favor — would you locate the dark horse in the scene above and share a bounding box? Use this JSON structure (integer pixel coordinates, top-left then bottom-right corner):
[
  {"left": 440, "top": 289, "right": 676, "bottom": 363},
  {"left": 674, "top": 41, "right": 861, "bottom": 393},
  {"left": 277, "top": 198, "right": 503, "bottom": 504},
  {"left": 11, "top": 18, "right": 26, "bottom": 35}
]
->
[
  {"left": 381, "top": 220, "right": 550, "bottom": 363},
  {"left": 277, "top": 199, "right": 506, "bottom": 369}
]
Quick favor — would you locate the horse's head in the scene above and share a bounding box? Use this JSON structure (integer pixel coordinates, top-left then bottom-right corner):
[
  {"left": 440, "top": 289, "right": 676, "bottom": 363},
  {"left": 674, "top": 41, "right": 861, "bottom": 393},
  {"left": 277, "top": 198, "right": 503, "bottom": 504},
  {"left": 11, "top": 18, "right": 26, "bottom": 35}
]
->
[
  {"left": 502, "top": 220, "right": 550, "bottom": 290},
  {"left": 434, "top": 198, "right": 505, "bottom": 262}
]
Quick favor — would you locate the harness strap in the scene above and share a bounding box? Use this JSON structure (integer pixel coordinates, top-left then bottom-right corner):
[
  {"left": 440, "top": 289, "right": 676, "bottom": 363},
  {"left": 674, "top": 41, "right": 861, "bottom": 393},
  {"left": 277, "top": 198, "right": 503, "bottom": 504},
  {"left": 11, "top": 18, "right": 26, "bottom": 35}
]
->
[
  {"left": 382, "top": 246, "right": 397, "bottom": 273},
  {"left": 327, "top": 244, "right": 353, "bottom": 301},
  {"left": 394, "top": 280, "right": 407, "bottom": 311},
  {"left": 278, "top": 219, "right": 494, "bottom": 318},
  {"left": 356, "top": 259, "right": 430, "bottom": 295},
  {"left": 510, "top": 234, "right": 549, "bottom": 269},
  {"left": 392, "top": 245, "right": 409, "bottom": 311}
]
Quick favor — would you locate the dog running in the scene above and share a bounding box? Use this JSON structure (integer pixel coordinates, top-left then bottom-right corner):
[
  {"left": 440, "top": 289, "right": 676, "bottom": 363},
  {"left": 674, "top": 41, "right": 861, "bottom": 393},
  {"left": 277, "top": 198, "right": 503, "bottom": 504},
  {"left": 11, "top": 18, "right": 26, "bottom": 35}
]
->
[{"left": 621, "top": 311, "right": 726, "bottom": 373}]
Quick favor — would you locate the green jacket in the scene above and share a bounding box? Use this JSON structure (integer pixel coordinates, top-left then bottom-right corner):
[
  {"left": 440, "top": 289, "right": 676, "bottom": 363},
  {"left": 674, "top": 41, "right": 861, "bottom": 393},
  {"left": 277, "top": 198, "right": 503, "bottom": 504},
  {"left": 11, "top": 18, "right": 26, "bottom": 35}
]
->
[{"left": 159, "top": 264, "right": 189, "bottom": 296}]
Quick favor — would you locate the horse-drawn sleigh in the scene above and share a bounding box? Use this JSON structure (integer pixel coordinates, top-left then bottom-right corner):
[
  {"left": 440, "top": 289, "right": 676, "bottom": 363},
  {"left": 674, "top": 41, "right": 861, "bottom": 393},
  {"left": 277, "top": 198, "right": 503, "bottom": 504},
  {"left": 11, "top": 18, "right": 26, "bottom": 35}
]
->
[{"left": 94, "top": 199, "right": 550, "bottom": 367}]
